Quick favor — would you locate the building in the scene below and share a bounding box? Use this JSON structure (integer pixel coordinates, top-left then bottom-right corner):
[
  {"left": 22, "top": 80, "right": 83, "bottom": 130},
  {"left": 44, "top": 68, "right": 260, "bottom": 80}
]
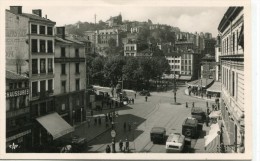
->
[
  {"left": 218, "top": 7, "right": 244, "bottom": 153},
  {"left": 54, "top": 27, "right": 86, "bottom": 125},
  {"left": 6, "top": 71, "right": 31, "bottom": 152},
  {"left": 215, "top": 35, "right": 221, "bottom": 81},
  {"left": 124, "top": 43, "right": 137, "bottom": 56},
  {"left": 203, "top": 38, "right": 216, "bottom": 56},
  {"left": 164, "top": 52, "right": 182, "bottom": 79},
  {"left": 200, "top": 54, "right": 216, "bottom": 79},
  {"left": 105, "top": 13, "right": 122, "bottom": 27},
  {"left": 6, "top": 6, "right": 59, "bottom": 148}
]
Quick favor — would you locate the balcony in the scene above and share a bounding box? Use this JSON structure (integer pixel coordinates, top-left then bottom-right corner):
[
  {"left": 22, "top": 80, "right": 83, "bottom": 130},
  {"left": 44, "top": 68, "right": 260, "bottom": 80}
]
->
[
  {"left": 55, "top": 57, "right": 85, "bottom": 63},
  {"left": 6, "top": 107, "right": 30, "bottom": 119}
]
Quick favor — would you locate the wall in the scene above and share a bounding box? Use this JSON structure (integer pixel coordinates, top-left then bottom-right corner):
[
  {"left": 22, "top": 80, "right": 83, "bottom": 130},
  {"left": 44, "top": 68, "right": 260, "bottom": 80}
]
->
[{"left": 6, "top": 11, "right": 29, "bottom": 75}]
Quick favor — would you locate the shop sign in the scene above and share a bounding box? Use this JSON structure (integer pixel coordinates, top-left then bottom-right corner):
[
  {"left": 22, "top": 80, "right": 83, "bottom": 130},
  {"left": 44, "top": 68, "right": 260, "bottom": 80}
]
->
[
  {"left": 6, "top": 89, "right": 29, "bottom": 98},
  {"left": 6, "top": 129, "right": 31, "bottom": 142}
]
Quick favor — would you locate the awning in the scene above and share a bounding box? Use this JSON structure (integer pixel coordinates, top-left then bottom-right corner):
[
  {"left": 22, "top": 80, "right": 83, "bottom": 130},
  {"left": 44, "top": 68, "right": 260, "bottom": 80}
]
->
[
  {"left": 187, "top": 78, "right": 214, "bottom": 88},
  {"left": 209, "top": 110, "right": 221, "bottom": 118},
  {"left": 207, "top": 81, "right": 222, "bottom": 93},
  {"left": 204, "top": 123, "right": 220, "bottom": 147},
  {"left": 36, "top": 112, "right": 74, "bottom": 140},
  {"left": 179, "top": 75, "right": 192, "bottom": 80}
]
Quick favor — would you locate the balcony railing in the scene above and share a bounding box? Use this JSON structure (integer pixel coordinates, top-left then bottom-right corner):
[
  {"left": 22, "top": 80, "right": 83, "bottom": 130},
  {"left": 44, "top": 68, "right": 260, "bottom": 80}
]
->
[{"left": 6, "top": 106, "right": 30, "bottom": 118}]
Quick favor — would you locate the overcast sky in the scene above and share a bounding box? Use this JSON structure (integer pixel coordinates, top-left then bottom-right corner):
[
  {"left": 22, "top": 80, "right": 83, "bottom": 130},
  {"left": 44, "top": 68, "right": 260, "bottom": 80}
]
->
[{"left": 3, "top": 1, "right": 228, "bottom": 37}]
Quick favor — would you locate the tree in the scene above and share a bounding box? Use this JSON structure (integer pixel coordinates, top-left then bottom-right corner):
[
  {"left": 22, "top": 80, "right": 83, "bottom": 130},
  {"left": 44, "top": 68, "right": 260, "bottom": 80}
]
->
[
  {"left": 122, "top": 57, "right": 139, "bottom": 80},
  {"left": 103, "top": 56, "right": 126, "bottom": 86},
  {"left": 91, "top": 56, "right": 106, "bottom": 84}
]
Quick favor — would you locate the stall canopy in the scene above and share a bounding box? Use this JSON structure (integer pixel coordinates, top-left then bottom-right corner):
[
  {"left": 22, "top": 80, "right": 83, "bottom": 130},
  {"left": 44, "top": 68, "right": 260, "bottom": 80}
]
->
[
  {"left": 36, "top": 112, "right": 74, "bottom": 140},
  {"left": 204, "top": 123, "right": 220, "bottom": 147},
  {"left": 207, "top": 81, "right": 222, "bottom": 93},
  {"left": 209, "top": 110, "right": 221, "bottom": 118},
  {"left": 187, "top": 78, "right": 214, "bottom": 88}
]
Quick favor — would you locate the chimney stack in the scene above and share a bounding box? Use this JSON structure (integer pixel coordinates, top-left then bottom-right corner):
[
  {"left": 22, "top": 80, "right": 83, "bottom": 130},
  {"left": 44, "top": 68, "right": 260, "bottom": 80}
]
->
[
  {"left": 56, "top": 27, "right": 66, "bottom": 39},
  {"left": 10, "top": 6, "right": 22, "bottom": 14},
  {"left": 32, "top": 9, "right": 42, "bottom": 17}
]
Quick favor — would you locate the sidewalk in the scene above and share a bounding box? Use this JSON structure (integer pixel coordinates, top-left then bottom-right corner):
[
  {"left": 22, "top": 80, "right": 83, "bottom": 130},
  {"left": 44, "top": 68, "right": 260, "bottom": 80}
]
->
[{"left": 184, "top": 89, "right": 217, "bottom": 102}]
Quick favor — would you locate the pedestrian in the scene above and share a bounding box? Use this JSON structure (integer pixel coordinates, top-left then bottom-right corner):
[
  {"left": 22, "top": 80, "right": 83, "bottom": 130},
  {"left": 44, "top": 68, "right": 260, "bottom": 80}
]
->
[
  {"left": 145, "top": 95, "right": 148, "bottom": 102},
  {"left": 87, "top": 118, "right": 91, "bottom": 127},
  {"left": 206, "top": 115, "right": 209, "bottom": 127},
  {"left": 134, "top": 92, "right": 136, "bottom": 99},
  {"left": 94, "top": 117, "right": 97, "bottom": 125},
  {"left": 119, "top": 140, "right": 123, "bottom": 152},
  {"left": 125, "top": 139, "right": 129, "bottom": 152},
  {"left": 123, "top": 122, "right": 127, "bottom": 132},
  {"left": 192, "top": 102, "right": 194, "bottom": 108},
  {"left": 106, "top": 145, "right": 111, "bottom": 153},
  {"left": 128, "top": 122, "right": 131, "bottom": 131},
  {"left": 106, "top": 121, "right": 109, "bottom": 128},
  {"left": 98, "top": 116, "right": 101, "bottom": 125},
  {"left": 132, "top": 98, "right": 134, "bottom": 104}
]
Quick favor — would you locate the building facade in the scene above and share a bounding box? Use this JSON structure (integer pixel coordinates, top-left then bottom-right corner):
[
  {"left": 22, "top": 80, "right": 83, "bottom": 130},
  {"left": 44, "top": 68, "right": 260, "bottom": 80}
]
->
[
  {"left": 6, "top": 6, "right": 57, "bottom": 148},
  {"left": 218, "top": 7, "right": 244, "bottom": 153},
  {"left": 6, "top": 71, "right": 31, "bottom": 152},
  {"left": 54, "top": 27, "right": 86, "bottom": 125},
  {"left": 200, "top": 54, "right": 216, "bottom": 80},
  {"left": 124, "top": 43, "right": 137, "bottom": 56}
]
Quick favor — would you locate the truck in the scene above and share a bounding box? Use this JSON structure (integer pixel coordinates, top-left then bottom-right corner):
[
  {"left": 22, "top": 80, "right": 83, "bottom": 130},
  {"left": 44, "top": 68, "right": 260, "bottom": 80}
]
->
[
  {"left": 165, "top": 133, "right": 185, "bottom": 153},
  {"left": 182, "top": 117, "right": 200, "bottom": 139},
  {"left": 150, "top": 127, "right": 166, "bottom": 144},
  {"left": 191, "top": 107, "right": 206, "bottom": 131}
]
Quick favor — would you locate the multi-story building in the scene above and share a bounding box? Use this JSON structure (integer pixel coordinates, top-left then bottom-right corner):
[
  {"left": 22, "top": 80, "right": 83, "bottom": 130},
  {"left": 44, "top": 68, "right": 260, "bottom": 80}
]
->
[
  {"left": 105, "top": 13, "right": 122, "bottom": 27},
  {"left": 6, "top": 6, "right": 75, "bottom": 150},
  {"left": 218, "top": 7, "right": 244, "bottom": 153},
  {"left": 54, "top": 27, "right": 86, "bottom": 125},
  {"left": 124, "top": 43, "right": 137, "bottom": 56},
  {"left": 6, "top": 71, "right": 31, "bottom": 152},
  {"left": 204, "top": 38, "right": 216, "bottom": 56},
  {"left": 215, "top": 35, "right": 221, "bottom": 81},
  {"left": 164, "top": 52, "right": 182, "bottom": 79},
  {"left": 200, "top": 54, "right": 216, "bottom": 79}
]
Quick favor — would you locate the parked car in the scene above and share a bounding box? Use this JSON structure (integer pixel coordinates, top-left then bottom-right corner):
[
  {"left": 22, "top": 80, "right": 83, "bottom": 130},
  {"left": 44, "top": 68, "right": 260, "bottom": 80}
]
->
[
  {"left": 139, "top": 90, "right": 151, "bottom": 96},
  {"left": 150, "top": 127, "right": 166, "bottom": 144},
  {"left": 166, "top": 133, "right": 185, "bottom": 153}
]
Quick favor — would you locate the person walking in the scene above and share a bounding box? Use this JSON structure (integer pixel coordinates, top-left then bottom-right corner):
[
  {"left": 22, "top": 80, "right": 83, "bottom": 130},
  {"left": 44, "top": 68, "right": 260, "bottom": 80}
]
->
[
  {"left": 123, "top": 122, "right": 127, "bottom": 132},
  {"left": 106, "top": 145, "right": 111, "bottom": 153},
  {"left": 128, "top": 122, "right": 131, "bottom": 131},
  {"left": 125, "top": 139, "right": 129, "bottom": 152},
  {"left": 94, "top": 117, "right": 97, "bottom": 126},
  {"left": 134, "top": 92, "right": 136, "bottom": 99},
  {"left": 119, "top": 140, "right": 123, "bottom": 152},
  {"left": 145, "top": 95, "right": 148, "bottom": 102},
  {"left": 98, "top": 116, "right": 101, "bottom": 125},
  {"left": 132, "top": 98, "right": 134, "bottom": 104}
]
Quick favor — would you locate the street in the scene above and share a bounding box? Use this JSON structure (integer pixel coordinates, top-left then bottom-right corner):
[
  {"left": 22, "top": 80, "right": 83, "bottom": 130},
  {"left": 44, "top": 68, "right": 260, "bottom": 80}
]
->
[{"left": 86, "top": 85, "right": 212, "bottom": 153}]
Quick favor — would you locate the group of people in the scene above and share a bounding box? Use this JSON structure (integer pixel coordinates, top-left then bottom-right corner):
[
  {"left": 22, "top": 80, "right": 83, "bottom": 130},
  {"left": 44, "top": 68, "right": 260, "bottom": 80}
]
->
[{"left": 106, "top": 138, "right": 130, "bottom": 153}]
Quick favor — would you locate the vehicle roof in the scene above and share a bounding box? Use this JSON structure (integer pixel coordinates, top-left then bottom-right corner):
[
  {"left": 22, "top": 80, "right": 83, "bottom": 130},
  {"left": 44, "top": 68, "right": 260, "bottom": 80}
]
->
[
  {"left": 151, "top": 127, "right": 166, "bottom": 133},
  {"left": 166, "top": 133, "right": 185, "bottom": 143},
  {"left": 183, "top": 117, "right": 198, "bottom": 125}
]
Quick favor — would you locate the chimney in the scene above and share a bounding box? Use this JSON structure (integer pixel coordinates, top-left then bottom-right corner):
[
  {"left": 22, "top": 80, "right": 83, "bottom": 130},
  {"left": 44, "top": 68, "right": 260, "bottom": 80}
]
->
[
  {"left": 32, "top": 9, "right": 42, "bottom": 17},
  {"left": 45, "top": 14, "right": 47, "bottom": 19},
  {"left": 56, "top": 27, "right": 66, "bottom": 39},
  {"left": 10, "top": 6, "right": 22, "bottom": 14}
]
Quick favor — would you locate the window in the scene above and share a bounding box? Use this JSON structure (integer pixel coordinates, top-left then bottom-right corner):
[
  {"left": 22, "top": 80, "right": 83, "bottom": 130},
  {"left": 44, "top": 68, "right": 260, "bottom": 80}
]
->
[
  {"left": 40, "top": 25, "right": 46, "bottom": 35},
  {"left": 48, "top": 79, "right": 53, "bottom": 93},
  {"left": 47, "top": 40, "right": 53, "bottom": 53},
  {"left": 47, "top": 27, "right": 53, "bottom": 35},
  {"left": 61, "top": 64, "right": 66, "bottom": 75},
  {"left": 76, "top": 79, "right": 80, "bottom": 91},
  {"left": 40, "top": 59, "right": 46, "bottom": 73},
  {"left": 47, "top": 101, "right": 54, "bottom": 113},
  {"left": 61, "top": 47, "right": 66, "bottom": 57},
  {"left": 32, "top": 81, "right": 38, "bottom": 97},
  {"left": 31, "top": 24, "right": 37, "bottom": 34},
  {"left": 9, "top": 97, "right": 17, "bottom": 110},
  {"left": 48, "top": 58, "right": 53, "bottom": 73},
  {"left": 32, "top": 59, "right": 38, "bottom": 74},
  {"left": 40, "top": 40, "right": 46, "bottom": 53},
  {"left": 75, "top": 63, "right": 80, "bottom": 74},
  {"left": 61, "top": 81, "right": 66, "bottom": 93},
  {"left": 131, "top": 46, "right": 134, "bottom": 51},
  {"left": 31, "top": 39, "right": 38, "bottom": 52},
  {"left": 61, "top": 104, "right": 66, "bottom": 111},
  {"left": 40, "top": 80, "right": 46, "bottom": 93},
  {"left": 40, "top": 102, "right": 46, "bottom": 115},
  {"left": 75, "top": 48, "right": 79, "bottom": 57}
]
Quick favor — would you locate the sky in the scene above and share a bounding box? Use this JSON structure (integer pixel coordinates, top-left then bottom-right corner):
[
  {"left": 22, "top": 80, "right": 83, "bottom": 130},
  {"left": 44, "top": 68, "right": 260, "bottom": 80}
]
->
[{"left": 2, "top": 1, "right": 228, "bottom": 37}]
